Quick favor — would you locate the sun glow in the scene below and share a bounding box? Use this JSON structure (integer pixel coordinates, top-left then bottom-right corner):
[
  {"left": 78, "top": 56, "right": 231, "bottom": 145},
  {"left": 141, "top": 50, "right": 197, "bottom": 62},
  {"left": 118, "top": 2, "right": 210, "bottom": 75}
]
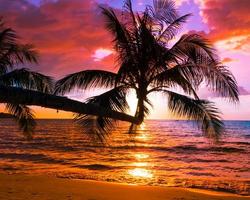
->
[
  {"left": 135, "top": 133, "right": 150, "bottom": 141},
  {"left": 135, "top": 123, "right": 152, "bottom": 142},
  {"left": 128, "top": 168, "right": 153, "bottom": 178},
  {"left": 132, "top": 162, "right": 149, "bottom": 167},
  {"left": 134, "top": 153, "right": 149, "bottom": 160},
  {"left": 128, "top": 152, "right": 153, "bottom": 179}
]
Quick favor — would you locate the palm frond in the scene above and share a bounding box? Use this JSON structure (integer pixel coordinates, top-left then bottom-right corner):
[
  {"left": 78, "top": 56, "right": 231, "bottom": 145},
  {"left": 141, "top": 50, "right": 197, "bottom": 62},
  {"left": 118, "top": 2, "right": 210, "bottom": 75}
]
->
[
  {"left": 203, "top": 65, "right": 239, "bottom": 102},
  {"left": 75, "top": 114, "right": 114, "bottom": 142},
  {"left": 158, "top": 14, "right": 191, "bottom": 42},
  {"left": 5, "top": 103, "right": 36, "bottom": 139},
  {"left": 55, "top": 70, "right": 117, "bottom": 95},
  {"left": 0, "top": 27, "right": 16, "bottom": 46},
  {"left": 0, "top": 68, "right": 54, "bottom": 93},
  {"left": 0, "top": 19, "right": 38, "bottom": 74},
  {"left": 149, "top": 66, "right": 199, "bottom": 99},
  {"left": 166, "top": 34, "right": 217, "bottom": 64},
  {"left": 150, "top": 0, "right": 179, "bottom": 24},
  {"left": 100, "top": 6, "right": 133, "bottom": 52},
  {"left": 0, "top": 44, "right": 38, "bottom": 67},
  {"left": 169, "top": 62, "right": 239, "bottom": 101},
  {"left": 116, "top": 60, "right": 138, "bottom": 87},
  {"left": 123, "top": 0, "right": 138, "bottom": 29},
  {"left": 86, "top": 86, "right": 129, "bottom": 112},
  {"left": 165, "top": 90, "right": 224, "bottom": 139},
  {"left": 12, "top": 44, "right": 38, "bottom": 64},
  {"left": 75, "top": 86, "right": 129, "bottom": 141}
]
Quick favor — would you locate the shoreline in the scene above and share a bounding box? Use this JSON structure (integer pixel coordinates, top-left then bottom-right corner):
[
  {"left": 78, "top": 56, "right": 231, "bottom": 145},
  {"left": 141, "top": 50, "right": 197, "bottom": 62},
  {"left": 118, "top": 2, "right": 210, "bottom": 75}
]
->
[{"left": 0, "top": 173, "right": 249, "bottom": 200}]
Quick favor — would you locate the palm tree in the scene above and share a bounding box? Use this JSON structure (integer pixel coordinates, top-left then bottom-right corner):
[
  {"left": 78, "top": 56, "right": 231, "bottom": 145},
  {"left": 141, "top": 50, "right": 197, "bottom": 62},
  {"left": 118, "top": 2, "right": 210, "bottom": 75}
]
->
[
  {"left": 0, "top": 18, "right": 54, "bottom": 138},
  {"left": 0, "top": 18, "right": 137, "bottom": 139},
  {"left": 55, "top": 0, "right": 238, "bottom": 140}
]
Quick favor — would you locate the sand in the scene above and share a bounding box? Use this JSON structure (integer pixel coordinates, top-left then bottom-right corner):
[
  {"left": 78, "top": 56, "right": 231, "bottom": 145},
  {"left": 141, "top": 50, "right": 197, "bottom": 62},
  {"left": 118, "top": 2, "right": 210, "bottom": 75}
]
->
[{"left": 0, "top": 174, "right": 249, "bottom": 200}]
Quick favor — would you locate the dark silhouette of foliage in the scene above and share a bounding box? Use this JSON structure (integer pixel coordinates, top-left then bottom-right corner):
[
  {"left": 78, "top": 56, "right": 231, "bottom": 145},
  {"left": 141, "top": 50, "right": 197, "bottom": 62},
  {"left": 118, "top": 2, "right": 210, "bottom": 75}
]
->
[
  {"left": 55, "top": 0, "right": 238, "bottom": 140},
  {"left": 0, "top": 18, "right": 53, "bottom": 138}
]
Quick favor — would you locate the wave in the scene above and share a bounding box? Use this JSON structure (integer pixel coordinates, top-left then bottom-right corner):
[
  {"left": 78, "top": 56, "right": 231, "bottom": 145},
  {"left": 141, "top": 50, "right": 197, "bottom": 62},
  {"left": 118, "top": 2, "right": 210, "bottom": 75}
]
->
[
  {"left": 73, "top": 164, "right": 119, "bottom": 170},
  {"left": 98, "top": 144, "right": 246, "bottom": 154}
]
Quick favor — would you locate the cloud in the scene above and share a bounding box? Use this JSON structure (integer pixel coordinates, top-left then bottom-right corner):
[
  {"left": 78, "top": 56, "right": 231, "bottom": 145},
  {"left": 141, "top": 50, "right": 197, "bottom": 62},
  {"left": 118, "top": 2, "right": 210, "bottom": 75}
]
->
[
  {"left": 238, "top": 86, "right": 250, "bottom": 96},
  {"left": 194, "top": 0, "right": 250, "bottom": 50},
  {"left": 222, "top": 57, "right": 235, "bottom": 63},
  {"left": 92, "top": 48, "right": 113, "bottom": 61},
  {"left": 0, "top": 0, "right": 115, "bottom": 78},
  {"left": 198, "top": 86, "right": 250, "bottom": 99}
]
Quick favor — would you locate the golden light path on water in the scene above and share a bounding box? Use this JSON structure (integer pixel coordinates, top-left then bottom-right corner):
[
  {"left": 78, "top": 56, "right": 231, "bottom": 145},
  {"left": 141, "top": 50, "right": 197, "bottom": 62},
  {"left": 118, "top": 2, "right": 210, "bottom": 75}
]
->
[
  {"left": 127, "top": 123, "right": 154, "bottom": 180},
  {"left": 128, "top": 168, "right": 153, "bottom": 178}
]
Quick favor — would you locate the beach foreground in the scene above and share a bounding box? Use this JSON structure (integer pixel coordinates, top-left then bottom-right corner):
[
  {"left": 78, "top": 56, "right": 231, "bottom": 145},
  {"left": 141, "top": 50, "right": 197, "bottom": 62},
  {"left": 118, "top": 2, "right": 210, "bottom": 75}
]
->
[{"left": 0, "top": 174, "right": 249, "bottom": 200}]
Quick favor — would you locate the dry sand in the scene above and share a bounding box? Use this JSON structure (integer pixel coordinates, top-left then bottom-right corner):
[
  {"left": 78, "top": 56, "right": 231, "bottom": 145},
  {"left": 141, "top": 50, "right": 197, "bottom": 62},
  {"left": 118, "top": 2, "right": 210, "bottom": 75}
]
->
[{"left": 0, "top": 174, "right": 249, "bottom": 200}]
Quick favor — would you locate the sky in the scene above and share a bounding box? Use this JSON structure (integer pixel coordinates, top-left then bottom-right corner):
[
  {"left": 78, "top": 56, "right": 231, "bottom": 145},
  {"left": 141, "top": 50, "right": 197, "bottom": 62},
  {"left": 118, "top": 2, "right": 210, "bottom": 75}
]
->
[{"left": 0, "top": 0, "right": 250, "bottom": 120}]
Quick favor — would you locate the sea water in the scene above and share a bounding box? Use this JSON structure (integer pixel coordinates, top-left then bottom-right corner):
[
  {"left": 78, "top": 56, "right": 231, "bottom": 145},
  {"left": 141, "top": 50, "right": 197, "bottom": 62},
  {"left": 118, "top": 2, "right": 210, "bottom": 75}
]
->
[{"left": 0, "top": 119, "right": 249, "bottom": 195}]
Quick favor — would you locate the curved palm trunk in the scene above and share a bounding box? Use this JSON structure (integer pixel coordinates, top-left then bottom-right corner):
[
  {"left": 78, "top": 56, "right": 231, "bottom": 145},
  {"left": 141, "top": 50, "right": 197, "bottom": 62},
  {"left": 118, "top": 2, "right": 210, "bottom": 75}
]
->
[
  {"left": 0, "top": 85, "right": 138, "bottom": 124},
  {"left": 129, "top": 91, "right": 146, "bottom": 132},
  {"left": 135, "top": 97, "right": 145, "bottom": 124}
]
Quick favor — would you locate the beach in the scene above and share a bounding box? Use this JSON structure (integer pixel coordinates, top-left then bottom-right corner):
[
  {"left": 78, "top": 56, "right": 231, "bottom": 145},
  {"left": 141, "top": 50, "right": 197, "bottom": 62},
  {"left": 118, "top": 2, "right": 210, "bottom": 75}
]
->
[{"left": 1, "top": 173, "right": 249, "bottom": 200}]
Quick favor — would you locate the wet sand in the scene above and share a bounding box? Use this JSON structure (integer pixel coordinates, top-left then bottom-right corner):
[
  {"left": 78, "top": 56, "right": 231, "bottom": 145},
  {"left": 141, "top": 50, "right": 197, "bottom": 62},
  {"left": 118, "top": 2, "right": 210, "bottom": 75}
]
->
[{"left": 0, "top": 174, "right": 249, "bottom": 200}]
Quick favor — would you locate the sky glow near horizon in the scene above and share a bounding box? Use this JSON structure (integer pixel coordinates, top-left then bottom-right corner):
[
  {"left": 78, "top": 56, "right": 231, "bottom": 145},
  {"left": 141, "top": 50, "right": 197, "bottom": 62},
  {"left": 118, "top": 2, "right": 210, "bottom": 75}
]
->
[{"left": 0, "top": 0, "right": 250, "bottom": 119}]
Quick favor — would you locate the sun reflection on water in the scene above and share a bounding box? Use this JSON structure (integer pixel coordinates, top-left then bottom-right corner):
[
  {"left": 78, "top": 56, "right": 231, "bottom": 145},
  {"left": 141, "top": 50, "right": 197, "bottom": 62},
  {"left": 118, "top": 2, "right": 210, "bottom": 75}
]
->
[
  {"left": 139, "top": 123, "right": 146, "bottom": 130},
  {"left": 128, "top": 168, "right": 153, "bottom": 178},
  {"left": 135, "top": 123, "right": 151, "bottom": 141},
  {"left": 128, "top": 151, "right": 153, "bottom": 180},
  {"left": 131, "top": 162, "right": 148, "bottom": 167},
  {"left": 134, "top": 153, "right": 149, "bottom": 160},
  {"left": 135, "top": 133, "right": 150, "bottom": 141}
]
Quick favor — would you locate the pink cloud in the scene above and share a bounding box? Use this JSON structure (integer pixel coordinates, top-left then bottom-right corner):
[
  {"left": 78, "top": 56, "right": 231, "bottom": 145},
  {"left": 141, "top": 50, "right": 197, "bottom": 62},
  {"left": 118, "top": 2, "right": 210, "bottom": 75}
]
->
[
  {"left": 221, "top": 57, "right": 235, "bottom": 63},
  {"left": 0, "top": 0, "right": 116, "bottom": 78},
  {"left": 195, "top": 0, "right": 250, "bottom": 49},
  {"left": 198, "top": 86, "right": 250, "bottom": 99},
  {"left": 92, "top": 48, "right": 113, "bottom": 61}
]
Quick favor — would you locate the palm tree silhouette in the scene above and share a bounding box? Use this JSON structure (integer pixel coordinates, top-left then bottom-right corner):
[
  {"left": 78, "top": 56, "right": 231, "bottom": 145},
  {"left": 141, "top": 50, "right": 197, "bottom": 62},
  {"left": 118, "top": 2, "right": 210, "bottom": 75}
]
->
[
  {"left": 55, "top": 0, "right": 238, "bottom": 140},
  {"left": 0, "top": 18, "right": 54, "bottom": 138},
  {"left": 0, "top": 18, "right": 137, "bottom": 139}
]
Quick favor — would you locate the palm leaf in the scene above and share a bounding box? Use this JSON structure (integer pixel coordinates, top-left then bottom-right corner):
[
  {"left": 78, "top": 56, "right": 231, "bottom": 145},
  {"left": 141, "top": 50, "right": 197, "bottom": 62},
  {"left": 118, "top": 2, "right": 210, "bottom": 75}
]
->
[
  {"left": 0, "top": 19, "right": 38, "bottom": 72},
  {"left": 75, "top": 86, "right": 129, "bottom": 141},
  {"left": 203, "top": 65, "right": 239, "bottom": 102},
  {"left": 169, "top": 62, "right": 239, "bottom": 101},
  {"left": 0, "top": 44, "right": 38, "bottom": 67},
  {"left": 123, "top": 0, "right": 138, "bottom": 30},
  {"left": 86, "top": 86, "right": 129, "bottom": 112},
  {"left": 0, "top": 28, "right": 16, "bottom": 46},
  {"left": 12, "top": 44, "right": 38, "bottom": 64},
  {"left": 150, "top": 0, "right": 179, "bottom": 24},
  {"left": 166, "top": 34, "right": 216, "bottom": 64},
  {"left": 55, "top": 70, "right": 117, "bottom": 95},
  {"left": 157, "top": 14, "right": 191, "bottom": 42},
  {"left": 5, "top": 103, "right": 36, "bottom": 139},
  {"left": 74, "top": 114, "right": 114, "bottom": 142},
  {"left": 100, "top": 6, "right": 133, "bottom": 52},
  {"left": 0, "top": 68, "right": 54, "bottom": 93},
  {"left": 149, "top": 66, "right": 199, "bottom": 99},
  {"left": 165, "top": 90, "right": 224, "bottom": 139}
]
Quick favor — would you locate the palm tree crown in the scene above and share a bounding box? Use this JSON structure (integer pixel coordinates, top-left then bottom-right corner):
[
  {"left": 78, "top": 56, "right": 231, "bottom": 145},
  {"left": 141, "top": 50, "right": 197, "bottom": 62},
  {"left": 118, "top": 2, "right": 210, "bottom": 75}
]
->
[
  {"left": 0, "top": 18, "right": 53, "bottom": 139},
  {"left": 55, "top": 0, "right": 238, "bottom": 141}
]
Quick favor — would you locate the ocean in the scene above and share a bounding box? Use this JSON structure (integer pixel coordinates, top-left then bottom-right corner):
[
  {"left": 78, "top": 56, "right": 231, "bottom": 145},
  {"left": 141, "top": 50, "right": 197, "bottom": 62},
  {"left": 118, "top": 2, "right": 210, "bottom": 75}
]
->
[{"left": 0, "top": 119, "right": 249, "bottom": 195}]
